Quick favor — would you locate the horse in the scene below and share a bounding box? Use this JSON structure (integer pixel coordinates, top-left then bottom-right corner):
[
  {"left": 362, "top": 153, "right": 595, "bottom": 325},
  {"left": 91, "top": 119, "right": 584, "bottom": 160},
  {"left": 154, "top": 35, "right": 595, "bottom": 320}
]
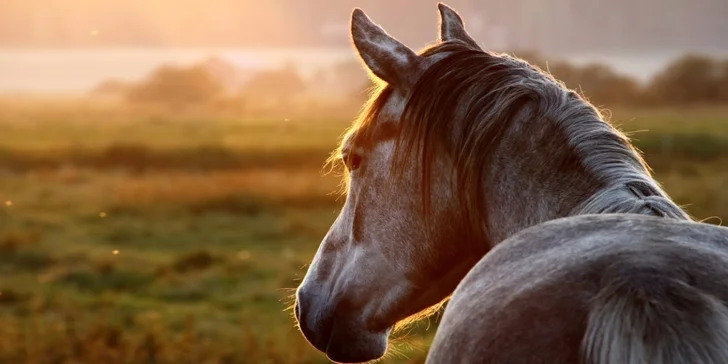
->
[{"left": 294, "top": 3, "right": 728, "bottom": 363}]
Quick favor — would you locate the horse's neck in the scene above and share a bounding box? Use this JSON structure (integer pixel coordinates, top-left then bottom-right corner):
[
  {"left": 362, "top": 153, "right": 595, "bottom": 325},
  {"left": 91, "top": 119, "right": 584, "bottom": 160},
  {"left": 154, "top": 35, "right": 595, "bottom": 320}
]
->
[
  {"left": 483, "top": 160, "right": 599, "bottom": 246},
  {"left": 483, "top": 148, "right": 690, "bottom": 248}
]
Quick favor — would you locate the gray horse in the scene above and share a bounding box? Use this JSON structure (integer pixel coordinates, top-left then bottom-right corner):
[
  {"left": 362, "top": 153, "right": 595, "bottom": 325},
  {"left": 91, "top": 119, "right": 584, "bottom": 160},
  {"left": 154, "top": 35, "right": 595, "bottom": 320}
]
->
[{"left": 294, "top": 3, "right": 728, "bottom": 363}]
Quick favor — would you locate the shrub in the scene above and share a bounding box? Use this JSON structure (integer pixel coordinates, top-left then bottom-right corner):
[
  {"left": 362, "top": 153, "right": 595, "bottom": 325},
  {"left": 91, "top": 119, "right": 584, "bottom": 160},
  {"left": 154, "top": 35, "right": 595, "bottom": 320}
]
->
[{"left": 126, "top": 65, "right": 224, "bottom": 108}]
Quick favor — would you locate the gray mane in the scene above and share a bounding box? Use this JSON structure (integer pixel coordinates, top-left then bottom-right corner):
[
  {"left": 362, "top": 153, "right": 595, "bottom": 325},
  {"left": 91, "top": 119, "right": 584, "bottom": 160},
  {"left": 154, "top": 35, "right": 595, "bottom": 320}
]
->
[
  {"left": 534, "top": 66, "right": 691, "bottom": 220},
  {"left": 380, "top": 41, "right": 691, "bottom": 235}
]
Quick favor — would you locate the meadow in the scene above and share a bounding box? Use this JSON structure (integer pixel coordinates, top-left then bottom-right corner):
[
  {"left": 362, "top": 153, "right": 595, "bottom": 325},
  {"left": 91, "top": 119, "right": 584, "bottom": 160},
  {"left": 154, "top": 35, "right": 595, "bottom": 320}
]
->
[{"left": 1, "top": 98, "right": 727, "bottom": 364}]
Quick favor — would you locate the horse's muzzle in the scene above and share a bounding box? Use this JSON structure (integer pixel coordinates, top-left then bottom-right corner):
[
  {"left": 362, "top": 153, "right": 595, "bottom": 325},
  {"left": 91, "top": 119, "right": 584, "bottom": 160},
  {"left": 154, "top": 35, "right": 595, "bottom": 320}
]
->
[
  {"left": 295, "top": 286, "right": 388, "bottom": 363},
  {"left": 295, "top": 287, "right": 334, "bottom": 353}
]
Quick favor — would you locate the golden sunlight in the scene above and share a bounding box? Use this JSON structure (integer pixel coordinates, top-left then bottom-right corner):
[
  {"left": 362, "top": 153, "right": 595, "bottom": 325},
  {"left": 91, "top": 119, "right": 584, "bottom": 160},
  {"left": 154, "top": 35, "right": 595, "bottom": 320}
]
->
[{"left": 1, "top": 1, "right": 727, "bottom": 363}]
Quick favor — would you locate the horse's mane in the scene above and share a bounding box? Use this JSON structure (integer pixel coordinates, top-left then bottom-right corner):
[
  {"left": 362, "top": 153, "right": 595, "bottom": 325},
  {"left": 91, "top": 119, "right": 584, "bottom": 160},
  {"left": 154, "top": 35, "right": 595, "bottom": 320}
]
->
[{"left": 332, "top": 41, "right": 690, "bottom": 237}]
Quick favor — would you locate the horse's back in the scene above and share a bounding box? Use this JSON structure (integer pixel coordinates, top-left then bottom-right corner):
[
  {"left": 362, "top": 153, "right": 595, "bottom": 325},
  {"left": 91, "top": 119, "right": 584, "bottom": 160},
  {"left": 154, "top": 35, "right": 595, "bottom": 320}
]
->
[{"left": 427, "top": 214, "right": 728, "bottom": 364}]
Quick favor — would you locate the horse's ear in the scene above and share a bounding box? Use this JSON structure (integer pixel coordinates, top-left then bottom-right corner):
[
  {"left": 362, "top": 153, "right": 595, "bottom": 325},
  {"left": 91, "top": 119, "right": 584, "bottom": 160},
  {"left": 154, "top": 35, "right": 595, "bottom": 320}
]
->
[
  {"left": 350, "top": 8, "right": 420, "bottom": 87},
  {"left": 438, "top": 3, "right": 482, "bottom": 50}
]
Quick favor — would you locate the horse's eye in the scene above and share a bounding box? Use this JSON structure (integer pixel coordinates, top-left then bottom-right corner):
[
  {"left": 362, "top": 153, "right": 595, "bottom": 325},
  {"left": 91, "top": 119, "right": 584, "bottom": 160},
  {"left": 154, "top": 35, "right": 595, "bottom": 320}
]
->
[{"left": 345, "top": 153, "right": 363, "bottom": 171}]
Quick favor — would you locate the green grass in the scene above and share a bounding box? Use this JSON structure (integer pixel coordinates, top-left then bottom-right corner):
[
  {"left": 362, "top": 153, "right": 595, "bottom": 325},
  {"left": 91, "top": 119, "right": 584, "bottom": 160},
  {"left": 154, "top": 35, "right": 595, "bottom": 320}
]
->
[{"left": 0, "top": 101, "right": 727, "bottom": 363}]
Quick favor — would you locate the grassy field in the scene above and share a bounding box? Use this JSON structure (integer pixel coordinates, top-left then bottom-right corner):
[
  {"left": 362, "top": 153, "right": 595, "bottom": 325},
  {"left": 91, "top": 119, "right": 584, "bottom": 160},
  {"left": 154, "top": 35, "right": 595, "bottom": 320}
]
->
[{"left": 1, "top": 100, "right": 727, "bottom": 364}]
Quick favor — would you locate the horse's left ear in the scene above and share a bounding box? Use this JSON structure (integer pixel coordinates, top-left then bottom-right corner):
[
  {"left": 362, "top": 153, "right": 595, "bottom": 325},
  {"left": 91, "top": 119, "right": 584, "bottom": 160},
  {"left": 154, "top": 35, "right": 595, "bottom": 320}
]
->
[{"left": 438, "top": 3, "right": 482, "bottom": 50}]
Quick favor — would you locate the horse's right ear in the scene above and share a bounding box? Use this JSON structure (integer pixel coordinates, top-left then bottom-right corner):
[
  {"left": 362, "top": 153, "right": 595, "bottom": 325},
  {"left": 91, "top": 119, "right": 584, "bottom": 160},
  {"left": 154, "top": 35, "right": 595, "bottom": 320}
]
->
[{"left": 350, "top": 8, "right": 420, "bottom": 87}]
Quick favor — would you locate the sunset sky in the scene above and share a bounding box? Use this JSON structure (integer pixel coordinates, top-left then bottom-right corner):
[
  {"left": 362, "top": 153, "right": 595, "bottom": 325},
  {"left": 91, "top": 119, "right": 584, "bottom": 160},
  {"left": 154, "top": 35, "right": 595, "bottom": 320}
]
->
[
  {"left": 0, "top": 0, "right": 303, "bottom": 47},
  {"left": 2, "top": 0, "right": 727, "bottom": 51}
]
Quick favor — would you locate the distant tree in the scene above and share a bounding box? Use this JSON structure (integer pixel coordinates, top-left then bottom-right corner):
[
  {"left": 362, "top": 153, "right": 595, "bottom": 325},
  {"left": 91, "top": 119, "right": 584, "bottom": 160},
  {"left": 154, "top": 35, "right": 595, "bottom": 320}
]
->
[
  {"left": 512, "top": 52, "right": 644, "bottom": 107},
  {"left": 647, "top": 54, "right": 723, "bottom": 105},
  {"left": 126, "top": 64, "right": 224, "bottom": 108},
  {"left": 239, "top": 63, "right": 306, "bottom": 106},
  {"left": 196, "top": 56, "right": 246, "bottom": 95},
  {"left": 570, "top": 63, "right": 643, "bottom": 106}
]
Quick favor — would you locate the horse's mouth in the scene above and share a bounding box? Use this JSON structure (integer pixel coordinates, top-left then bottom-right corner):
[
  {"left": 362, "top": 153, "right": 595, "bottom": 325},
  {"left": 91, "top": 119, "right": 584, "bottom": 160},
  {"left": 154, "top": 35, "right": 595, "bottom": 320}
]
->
[{"left": 324, "top": 325, "right": 389, "bottom": 364}]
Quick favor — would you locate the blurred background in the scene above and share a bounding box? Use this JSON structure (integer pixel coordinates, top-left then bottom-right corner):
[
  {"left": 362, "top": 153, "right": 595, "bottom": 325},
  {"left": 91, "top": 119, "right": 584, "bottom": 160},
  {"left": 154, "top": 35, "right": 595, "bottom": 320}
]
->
[{"left": 0, "top": 0, "right": 727, "bottom": 363}]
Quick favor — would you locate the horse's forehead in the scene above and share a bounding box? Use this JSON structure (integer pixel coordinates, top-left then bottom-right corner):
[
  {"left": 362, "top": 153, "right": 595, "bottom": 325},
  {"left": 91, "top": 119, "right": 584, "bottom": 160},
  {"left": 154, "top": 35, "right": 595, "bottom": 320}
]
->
[
  {"left": 345, "top": 121, "right": 399, "bottom": 155},
  {"left": 341, "top": 93, "right": 403, "bottom": 154},
  {"left": 379, "top": 90, "right": 407, "bottom": 119}
]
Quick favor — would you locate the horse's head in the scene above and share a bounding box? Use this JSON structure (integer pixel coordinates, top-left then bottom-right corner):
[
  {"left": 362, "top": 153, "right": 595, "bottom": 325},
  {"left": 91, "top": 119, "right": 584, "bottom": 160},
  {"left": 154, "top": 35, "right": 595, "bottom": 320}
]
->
[
  {"left": 294, "top": 2, "right": 687, "bottom": 362},
  {"left": 295, "top": 4, "right": 488, "bottom": 363}
]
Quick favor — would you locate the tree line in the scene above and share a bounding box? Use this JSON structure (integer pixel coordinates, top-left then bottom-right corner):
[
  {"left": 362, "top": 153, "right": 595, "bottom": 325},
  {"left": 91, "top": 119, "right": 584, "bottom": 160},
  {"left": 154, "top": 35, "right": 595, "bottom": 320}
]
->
[
  {"left": 520, "top": 52, "right": 728, "bottom": 107},
  {"left": 95, "top": 52, "right": 728, "bottom": 110}
]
